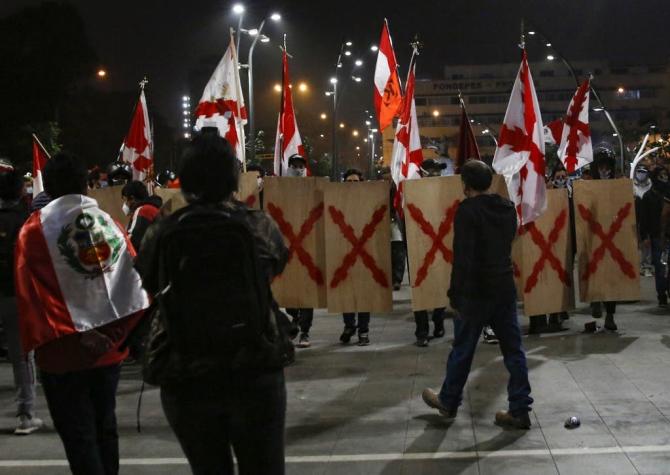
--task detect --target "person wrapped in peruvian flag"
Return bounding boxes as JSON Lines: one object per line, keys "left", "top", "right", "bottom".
{"left": 14, "top": 152, "right": 149, "bottom": 474}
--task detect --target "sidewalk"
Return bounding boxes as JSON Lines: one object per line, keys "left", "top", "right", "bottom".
{"left": 1, "top": 276, "right": 669, "bottom": 474}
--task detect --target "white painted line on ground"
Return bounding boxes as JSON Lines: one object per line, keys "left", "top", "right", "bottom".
{"left": 1, "top": 444, "right": 670, "bottom": 467}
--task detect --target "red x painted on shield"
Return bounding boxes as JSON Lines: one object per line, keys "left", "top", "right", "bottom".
{"left": 328, "top": 204, "right": 389, "bottom": 289}
{"left": 406, "top": 200, "right": 459, "bottom": 287}
{"left": 522, "top": 209, "right": 570, "bottom": 294}
{"left": 243, "top": 194, "right": 257, "bottom": 207}
{"left": 266, "top": 202, "right": 324, "bottom": 285}
{"left": 577, "top": 202, "right": 636, "bottom": 281}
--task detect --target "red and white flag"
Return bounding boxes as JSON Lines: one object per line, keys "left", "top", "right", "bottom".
{"left": 557, "top": 79, "right": 592, "bottom": 173}
{"left": 195, "top": 34, "right": 247, "bottom": 163}
{"left": 15, "top": 195, "right": 149, "bottom": 352}
{"left": 543, "top": 118, "right": 564, "bottom": 145}
{"left": 122, "top": 89, "right": 153, "bottom": 182}
{"left": 373, "top": 19, "right": 403, "bottom": 132}
{"left": 32, "top": 134, "right": 49, "bottom": 197}
{"left": 274, "top": 49, "right": 307, "bottom": 176}
{"left": 390, "top": 53, "right": 423, "bottom": 214}
{"left": 493, "top": 49, "right": 546, "bottom": 226}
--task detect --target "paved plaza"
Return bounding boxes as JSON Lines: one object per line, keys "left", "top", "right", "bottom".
{"left": 2, "top": 276, "right": 670, "bottom": 474}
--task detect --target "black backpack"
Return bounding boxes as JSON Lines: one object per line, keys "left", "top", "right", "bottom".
{"left": 0, "top": 203, "right": 29, "bottom": 296}
{"left": 156, "top": 205, "right": 281, "bottom": 369}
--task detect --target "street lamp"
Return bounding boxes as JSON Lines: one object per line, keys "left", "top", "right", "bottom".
{"left": 97, "top": 69, "right": 107, "bottom": 78}
{"left": 242, "top": 11, "right": 282, "bottom": 161}
{"left": 320, "top": 113, "right": 327, "bottom": 120}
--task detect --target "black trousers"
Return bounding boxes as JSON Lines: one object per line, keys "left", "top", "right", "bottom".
{"left": 391, "top": 241, "right": 406, "bottom": 285}
{"left": 343, "top": 313, "right": 371, "bottom": 334}
{"left": 161, "top": 369, "right": 286, "bottom": 475}
{"left": 285, "top": 308, "right": 314, "bottom": 334}
{"left": 41, "top": 364, "right": 121, "bottom": 475}
{"left": 414, "top": 308, "right": 446, "bottom": 338}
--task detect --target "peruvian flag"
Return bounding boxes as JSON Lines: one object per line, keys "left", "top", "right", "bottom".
{"left": 122, "top": 89, "right": 153, "bottom": 182}
{"left": 493, "top": 49, "right": 546, "bottom": 226}
{"left": 373, "top": 19, "right": 403, "bottom": 132}
{"left": 15, "top": 195, "right": 150, "bottom": 352}
{"left": 195, "top": 34, "right": 247, "bottom": 163}
{"left": 557, "top": 79, "right": 592, "bottom": 173}
{"left": 32, "top": 134, "right": 50, "bottom": 197}
{"left": 274, "top": 49, "right": 307, "bottom": 176}
{"left": 390, "top": 53, "right": 423, "bottom": 214}
{"left": 455, "top": 102, "right": 481, "bottom": 173}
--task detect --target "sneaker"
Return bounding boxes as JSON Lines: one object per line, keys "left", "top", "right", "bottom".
{"left": 416, "top": 337, "right": 429, "bottom": 347}
{"left": 340, "top": 327, "right": 356, "bottom": 344}
{"left": 495, "top": 410, "right": 531, "bottom": 430}
{"left": 433, "top": 325, "right": 445, "bottom": 339}
{"left": 482, "top": 326, "right": 498, "bottom": 344}
{"left": 357, "top": 333, "right": 370, "bottom": 346}
{"left": 659, "top": 293, "right": 668, "bottom": 308}
{"left": 296, "top": 333, "right": 311, "bottom": 348}
{"left": 14, "top": 415, "right": 43, "bottom": 436}
{"left": 604, "top": 315, "right": 618, "bottom": 332}
{"left": 421, "top": 389, "right": 457, "bottom": 419}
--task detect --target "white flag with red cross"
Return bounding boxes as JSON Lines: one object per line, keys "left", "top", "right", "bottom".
{"left": 194, "top": 34, "right": 247, "bottom": 163}
{"left": 390, "top": 53, "right": 423, "bottom": 215}
{"left": 122, "top": 90, "right": 153, "bottom": 182}
{"left": 493, "top": 49, "right": 546, "bottom": 226}
{"left": 557, "top": 79, "right": 592, "bottom": 173}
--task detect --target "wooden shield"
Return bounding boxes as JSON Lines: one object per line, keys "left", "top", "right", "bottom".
{"left": 154, "top": 188, "right": 187, "bottom": 216}
{"left": 325, "top": 181, "right": 392, "bottom": 313}
{"left": 264, "top": 177, "right": 327, "bottom": 308}
{"left": 89, "top": 186, "right": 127, "bottom": 227}
{"left": 404, "top": 176, "right": 461, "bottom": 311}
{"left": 236, "top": 172, "right": 261, "bottom": 209}
{"left": 518, "top": 188, "right": 574, "bottom": 316}
{"left": 573, "top": 179, "right": 640, "bottom": 302}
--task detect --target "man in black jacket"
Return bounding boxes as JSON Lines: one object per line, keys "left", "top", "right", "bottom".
{"left": 640, "top": 166, "right": 669, "bottom": 307}
{"left": 422, "top": 160, "right": 533, "bottom": 429}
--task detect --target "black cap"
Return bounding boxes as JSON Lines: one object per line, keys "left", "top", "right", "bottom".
{"left": 288, "top": 154, "right": 306, "bottom": 167}
{"left": 420, "top": 159, "right": 447, "bottom": 172}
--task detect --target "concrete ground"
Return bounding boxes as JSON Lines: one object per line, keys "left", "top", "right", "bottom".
{"left": 2, "top": 276, "right": 670, "bottom": 474}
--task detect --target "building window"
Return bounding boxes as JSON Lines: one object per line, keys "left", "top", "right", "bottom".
{"left": 620, "top": 89, "right": 641, "bottom": 100}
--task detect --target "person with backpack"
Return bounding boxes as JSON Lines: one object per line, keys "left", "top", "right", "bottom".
{"left": 136, "top": 130, "right": 290, "bottom": 475}
{"left": 121, "top": 180, "right": 162, "bottom": 251}
{"left": 0, "top": 162, "right": 43, "bottom": 435}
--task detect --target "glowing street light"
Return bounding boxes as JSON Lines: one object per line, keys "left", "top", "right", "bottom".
{"left": 344, "top": 50, "right": 352, "bottom": 56}
{"left": 248, "top": 28, "right": 259, "bottom": 36}
{"left": 370, "top": 45, "right": 378, "bottom": 52}
{"left": 320, "top": 113, "right": 327, "bottom": 120}
{"left": 232, "top": 4, "right": 245, "bottom": 14}
{"left": 352, "top": 130, "right": 359, "bottom": 137}
{"left": 330, "top": 77, "right": 338, "bottom": 84}
{"left": 273, "top": 83, "right": 281, "bottom": 92}
{"left": 546, "top": 54, "right": 555, "bottom": 61}
{"left": 270, "top": 12, "right": 281, "bottom": 21}
{"left": 298, "top": 82, "right": 308, "bottom": 92}
{"left": 432, "top": 110, "right": 440, "bottom": 117}
{"left": 528, "top": 30, "right": 536, "bottom": 35}
{"left": 339, "top": 122, "right": 345, "bottom": 129}
{"left": 97, "top": 69, "right": 107, "bottom": 78}
{"left": 355, "top": 59, "right": 363, "bottom": 67}
{"left": 345, "top": 41, "right": 353, "bottom": 47}
{"left": 617, "top": 86, "right": 625, "bottom": 94}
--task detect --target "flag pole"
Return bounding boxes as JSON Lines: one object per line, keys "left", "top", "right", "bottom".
{"left": 278, "top": 34, "right": 288, "bottom": 177}
{"left": 230, "top": 27, "right": 247, "bottom": 172}
{"left": 31, "top": 133, "right": 51, "bottom": 159}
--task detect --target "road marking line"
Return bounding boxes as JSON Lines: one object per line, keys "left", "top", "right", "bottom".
{"left": 1, "top": 444, "right": 670, "bottom": 467}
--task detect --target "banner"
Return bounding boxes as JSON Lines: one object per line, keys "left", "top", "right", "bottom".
{"left": 518, "top": 188, "right": 574, "bottom": 316}
{"left": 264, "top": 177, "right": 327, "bottom": 308}
{"left": 324, "top": 181, "right": 392, "bottom": 313}
{"left": 573, "top": 179, "right": 640, "bottom": 302}
{"left": 236, "top": 172, "right": 261, "bottom": 209}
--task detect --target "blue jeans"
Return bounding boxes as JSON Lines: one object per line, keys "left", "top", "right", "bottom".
{"left": 439, "top": 294, "right": 533, "bottom": 415}
{"left": 651, "top": 238, "right": 668, "bottom": 295}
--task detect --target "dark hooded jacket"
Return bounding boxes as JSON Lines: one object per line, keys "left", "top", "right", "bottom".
{"left": 448, "top": 193, "right": 517, "bottom": 320}
{"left": 127, "top": 195, "right": 163, "bottom": 252}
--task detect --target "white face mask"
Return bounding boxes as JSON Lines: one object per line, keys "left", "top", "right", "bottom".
{"left": 257, "top": 177, "right": 264, "bottom": 188}
{"left": 635, "top": 172, "right": 649, "bottom": 183}
{"left": 122, "top": 203, "right": 131, "bottom": 216}
{"left": 287, "top": 167, "right": 306, "bottom": 177}
{"left": 26, "top": 187, "right": 33, "bottom": 195}
{"left": 552, "top": 177, "right": 567, "bottom": 188}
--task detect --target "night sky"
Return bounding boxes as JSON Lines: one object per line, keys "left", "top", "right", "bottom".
{"left": 3, "top": 0, "right": 669, "bottom": 139}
